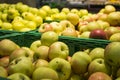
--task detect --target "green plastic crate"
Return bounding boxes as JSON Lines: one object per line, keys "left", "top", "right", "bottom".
{"left": 0, "top": 32, "right": 111, "bottom": 56}
{"left": 0, "top": 33, "right": 24, "bottom": 47}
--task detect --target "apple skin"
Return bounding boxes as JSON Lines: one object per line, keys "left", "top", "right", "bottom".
{"left": 88, "top": 72, "right": 112, "bottom": 80}
{"left": 104, "top": 42, "right": 120, "bottom": 67}
{"left": 89, "top": 47, "right": 105, "bottom": 60}
{"left": 8, "top": 56, "right": 34, "bottom": 77}
{"left": 109, "top": 33, "right": 120, "bottom": 42}
{"left": 0, "top": 39, "right": 20, "bottom": 57}
{"left": 41, "top": 31, "right": 58, "bottom": 47}
{"left": 61, "top": 27, "right": 78, "bottom": 37}
{"left": 49, "top": 58, "right": 71, "bottom": 80}
{"left": 30, "top": 40, "right": 41, "bottom": 52}
{"left": 32, "top": 67, "right": 59, "bottom": 80}
{"left": 33, "top": 59, "right": 49, "bottom": 69}
{"left": 89, "top": 29, "right": 108, "bottom": 40}
{"left": 66, "top": 12, "right": 79, "bottom": 26}
{"left": 33, "top": 45, "right": 49, "bottom": 61}
{"left": 48, "top": 41, "right": 69, "bottom": 60}
{"left": 71, "top": 51, "right": 91, "bottom": 74}
{"left": 0, "top": 66, "right": 8, "bottom": 77}
{"left": 8, "top": 73, "right": 31, "bottom": 80}
{"left": 9, "top": 48, "right": 34, "bottom": 62}
{"left": 88, "top": 58, "right": 111, "bottom": 76}
{"left": 0, "top": 56, "right": 9, "bottom": 68}
{"left": 38, "top": 23, "right": 53, "bottom": 33}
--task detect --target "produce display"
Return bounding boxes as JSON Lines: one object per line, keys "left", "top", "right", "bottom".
{"left": 37, "top": 4, "right": 120, "bottom": 41}
{"left": 0, "top": 31, "right": 120, "bottom": 80}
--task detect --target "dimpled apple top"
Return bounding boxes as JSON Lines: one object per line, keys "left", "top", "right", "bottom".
{"left": 104, "top": 42, "right": 120, "bottom": 67}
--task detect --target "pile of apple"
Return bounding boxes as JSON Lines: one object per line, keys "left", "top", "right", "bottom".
{"left": 0, "top": 2, "right": 44, "bottom": 32}
{"left": 1, "top": 31, "right": 120, "bottom": 80}
{"left": 38, "top": 4, "right": 120, "bottom": 42}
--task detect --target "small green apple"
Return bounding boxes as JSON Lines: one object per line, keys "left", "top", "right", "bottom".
{"left": 32, "top": 67, "right": 59, "bottom": 80}
{"left": 1, "top": 22, "right": 13, "bottom": 30}
{"left": 30, "top": 40, "right": 41, "bottom": 52}
{"left": 33, "top": 45, "right": 49, "bottom": 60}
{"left": 0, "top": 39, "right": 20, "bottom": 57}
{"left": 66, "top": 12, "right": 79, "bottom": 26}
{"left": 109, "top": 33, "right": 120, "bottom": 42}
{"left": 8, "top": 56, "right": 34, "bottom": 77}
{"left": 89, "top": 47, "right": 105, "bottom": 60}
{"left": 38, "top": 23, "right": 53, "bottom": 33}
{"left": 8, "top": 73, "right": 31, "bottom": 80}
{"left": 9, "top": 48, "right": 34, "bottom": 62}
{"left": 49, "top": 58, "right": 71, "bottom": 80}
{"left": 88, "top": 58, "right": 111, "bottom": 76}
{"left": 41, "top": 31, "right": 58, "bottom": 46}
{"left": 33, "top": 59, "right": 49, "bottom": 69}
{"left": 48, "top": 41, "right": 69, "bottom": 60}
{"left": 71, "top": 51, "right": 91, "bottom": 74}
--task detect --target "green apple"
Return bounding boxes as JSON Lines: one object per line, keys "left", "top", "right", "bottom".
{"left": 28, "top": 7, "right": 39, "bottom": 15}
{"left": 22, "top": 12, "right": 35, "bottom": 21}
{"left": 88, "top": 58, "right": 111, "bottom": 76}
{"left": 50, "top": 8, "right": 59, "bottom": 15}
{"left": 88, "top": 72, "right": 112, "bottom": 80}
{"left": 104, "top": 5, "right": 116, "bottom": 14}
{"left": 30, "top": 40, "right": 41, "bottom": 52}
{"left": 66, "top": 12, "right": 79, "bottom": 26}
{"left": 33, "top": 59, "right": 49, "bottom": 69}
{"left": 38, "top": 23, "right": 53, "bottom": 33}
{"left": 71, "top": 51, "right": 91, "bottom": 74}
{"left": 41, "top": 5, "right": 51, "bottom": 14}
{"left": 104, "top": 42, "right": 120, "bottom": 67}
{"left": 25, "top": 20, "right": 37, "bottom": 30}
{"left": 87, "top": 21, "right": 101, "bottom": 31}
{"left": 71, "top": 8, "right": 79, "bottom": 14}
{"left": 49, "top": 58, "right": 71, "bottom": 80}
{"left": 9, "top": 48, "right": 34, "bottom": 62}
{"left": 78, "top": 25, "right": 88, "bottom": 33}
{"left": 7, "top": 8, "right": 20, "bottom": 20}
{"left": 33, "top": 45, "right": 49, "bottom": 61}
{"left": 0, "top": 66, "right": 8, "bottom": 77}
{"left": 79, "top": 31, "right": 90, "bottom": 38}
{"left": 38, "top": 9, "right": 47, "bottom": 19}
{"left": 109, "top": 33, "right": 120, "bottom": 42}
{"left": 61, "top": 27, "right": 78, "bottom": 37}
{"left": 0, "top": 39, "right": 20, "bottom": 57}
{"left": 61, "top": 8, "right": 70, "bottom": 14}
{"left": 50, "top": 22, "right": 65, "bottom": 35}
{"left": 41, "top": 31, "right": 58, "bottom": 46}
{"left": 59, "top": 20, "right": 75, "bottom": 30}
{"left": 1, "top": 13, "right": 8, "bottom": 22}
{"left": 16, "top": 3, "right": 29, "bottom": 13}
{"left": 79, "top": 9, "right": 88, "bottom": 16}
{"left": 0, "top": 56, "right": 9, "bottom": 68}
{"left": 32, "top": 15, "right": 43, "bottom": 26}
{"left": 107, "top": 12, "right": 120, "bottom": 26}
{"left": 104, "top": 26, "right": 120, "bottom": 38}
{"left": 12, "top": 21, "right": 26, "bottom": 31}
{"left": 8, "top": 56, "right": 34, "bottom": 77}
{"left": 48, "top": 41, "right": 69, "bottom": 60}
{"left": 32, "top": 67, "right": 59, "bottom": 80}
{"left": 97, "top": 20, "right": 110, "bottom": 30}
{"left": 89, "top": 47, "right": 105, "bottom": 60}
{"left": 8, "top": 73, "right": 31, "bottom": 80}
{"left": 1, "top": 22, "right": 13, "bottom": 30}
